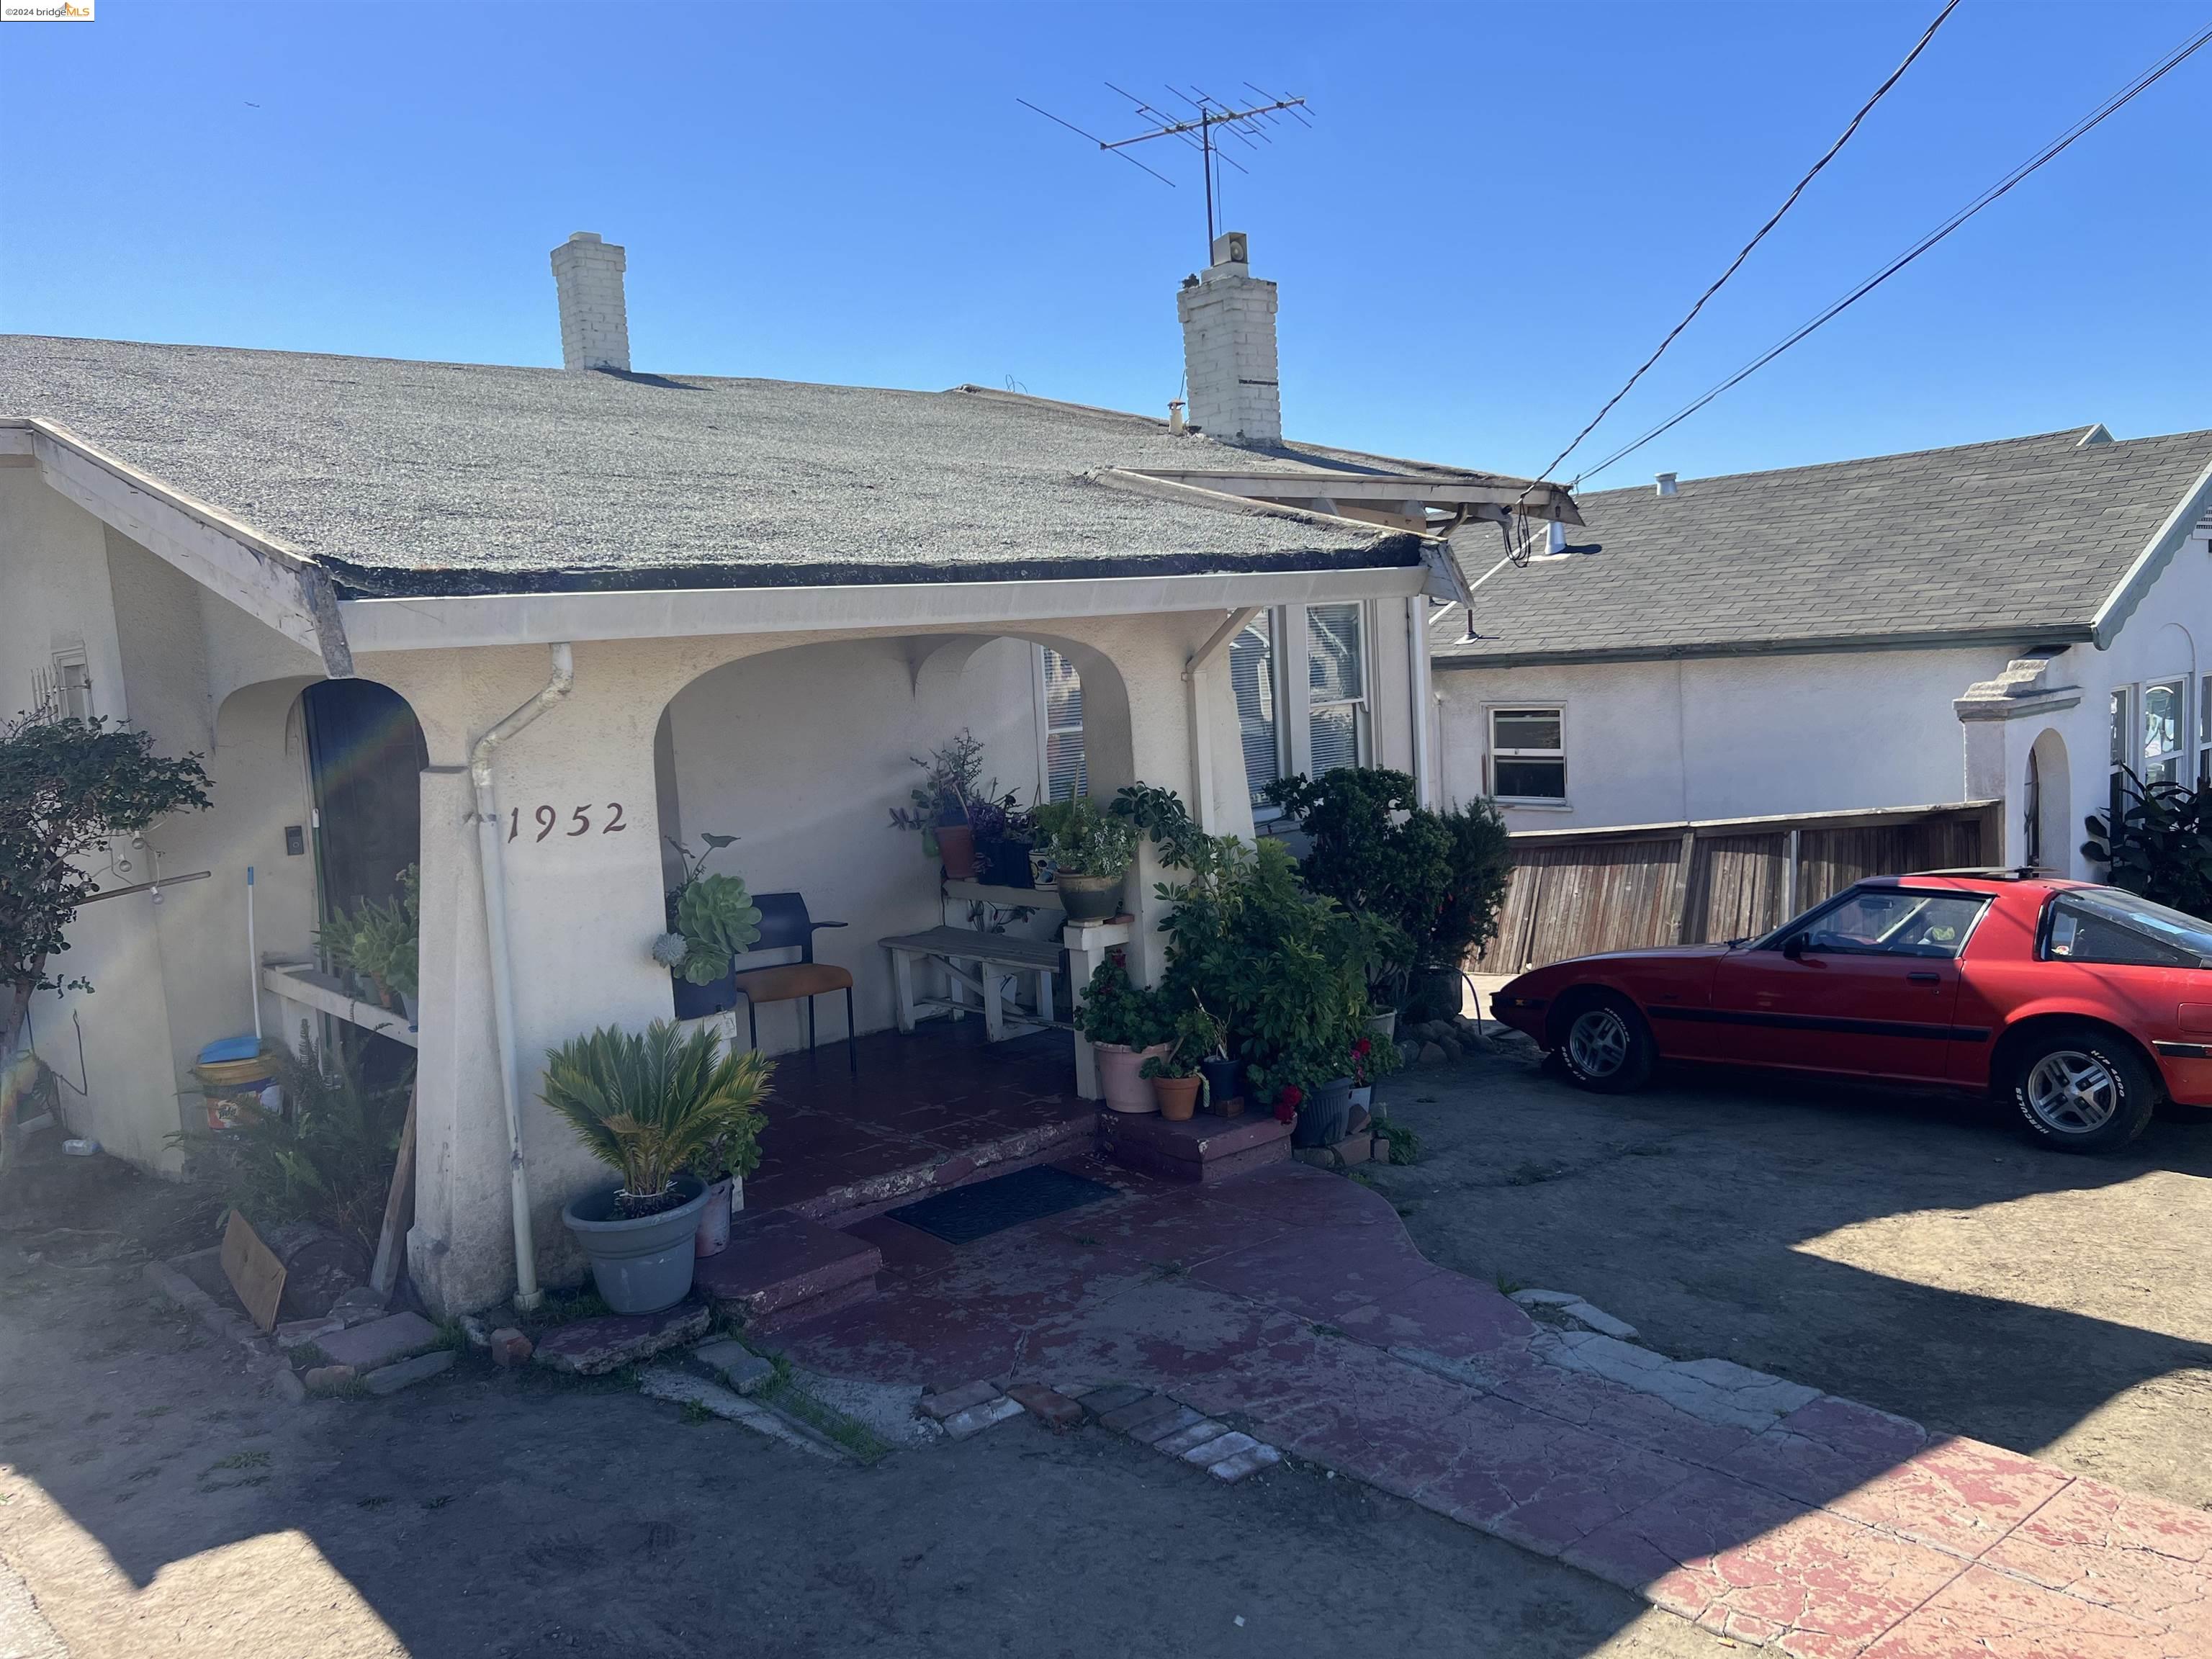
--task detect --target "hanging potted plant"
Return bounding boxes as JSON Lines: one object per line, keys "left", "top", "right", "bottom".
{"left": 1031, "top": 796, "right": 1139, "bottom": 923}
{"left": 544, "top": 1021, "right": 774, "bottom": 1313}
{"left": 889, "top": 732, "right": 1005, "bottom": 881}
{"left": 1074, "top": 956, "right": 1172, "bottom": 1113}
{"left": 655, "top": 833, "right": 761, "bottom": 1021}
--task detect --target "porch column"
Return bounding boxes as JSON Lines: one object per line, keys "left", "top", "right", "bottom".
{"left": 388, "top": 643, "right": 678, "bottom": 1316}
{"left": 406, "top": 764, "right": 514, "bottom": 1315}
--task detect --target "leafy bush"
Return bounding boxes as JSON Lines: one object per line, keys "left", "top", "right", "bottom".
{"left": 168, "top": 1025, "right": 408, "bottom": 1258}
{"left": 1033, "top": 796, "right": 1141, "bottom": 878}
{"left": 2084, "top": 770, "right": 2212, "bottom": 920}
{"left": 888, "top": 730, "right": 1014, "bottom": 833}
{"left": 1262, "top": 768, "right": 1511, "bottom": 1009}
{"left": 1, "top": 711, "right": 211, "bottom": 1064}
{"left": 541, "top": 1021, "right": 773, "bottom": 1214}
{"left": 1071, "top": 955, "right": 1172, "bottom": 1048}
{"left": 1157, "top": 838, "right": 1367, "bottom": 1102}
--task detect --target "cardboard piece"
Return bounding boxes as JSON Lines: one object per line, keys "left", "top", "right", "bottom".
{"left": 220, "top": 1209, "right": 287, "bottom": 1334}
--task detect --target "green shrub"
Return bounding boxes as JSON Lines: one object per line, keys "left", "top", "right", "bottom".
{"left": 2085, "top": 770, "right": 2212, "bottom": 920}
{"left": 1071, "top": 956, "right": 1172, "bottom": 1048}
{"left": 168, "top": 1025, "right": 409, "bottom": 1258}
{"left": 1033, "top": 796, "right": 1140, "bottom": 878}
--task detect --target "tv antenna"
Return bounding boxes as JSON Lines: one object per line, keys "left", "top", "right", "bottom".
{"left": 1018, "top": 82, "right": 1313, "bottom": 256}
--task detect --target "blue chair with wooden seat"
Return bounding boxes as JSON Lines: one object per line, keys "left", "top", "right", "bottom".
{"left": 732, "top": 892, "right": 855, "bottom": 1069}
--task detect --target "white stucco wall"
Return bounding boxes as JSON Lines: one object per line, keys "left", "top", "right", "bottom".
{"left": 1437, "top": 643, "right": 2014, "bottom": 831}
{"left": 1435, "top": 517, "right": 2212, "bottom": 889}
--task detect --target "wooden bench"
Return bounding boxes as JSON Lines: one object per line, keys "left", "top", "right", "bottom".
{"left": 878, "top": 927, "right": 1062, "bottom": 1043}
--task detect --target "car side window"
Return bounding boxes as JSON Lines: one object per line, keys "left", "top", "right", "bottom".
{"left": 2045, "top": 896, "right": 2202, "bottom": 968}
{"left": 1798, "top": 892, "right": 1989, "bottom": 959}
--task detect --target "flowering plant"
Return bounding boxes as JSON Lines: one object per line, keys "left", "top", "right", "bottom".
{"left": 1273, "top": 1084, "right": 1303, "bottom": 1126}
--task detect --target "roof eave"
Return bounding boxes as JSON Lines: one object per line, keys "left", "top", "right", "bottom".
{"left": 1431, "top": 621, "right": 2097, "bottom": 671}
{"left": 2090, "top": 453, "right": 2212, "bottom": 647}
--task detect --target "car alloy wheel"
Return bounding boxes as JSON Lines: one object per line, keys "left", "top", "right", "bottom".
{"left": 1567, "top": 1007, "right": 1631, "bottom": 1079}
{"left": 2023, "top": 1048, "right": 2121, "bottom": 1136}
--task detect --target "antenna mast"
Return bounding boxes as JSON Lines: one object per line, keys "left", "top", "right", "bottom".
{"left": 1018, "top": 82, "right": 1313, "bottom": 256}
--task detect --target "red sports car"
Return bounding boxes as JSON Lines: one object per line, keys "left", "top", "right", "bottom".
{"left": 1490, "top": 872, "right": 2212, "bottom": 1154}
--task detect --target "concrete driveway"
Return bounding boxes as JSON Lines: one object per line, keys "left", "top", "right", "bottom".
{"left": 1370, "top": 1039, "right": 2212, "bottom": 1511}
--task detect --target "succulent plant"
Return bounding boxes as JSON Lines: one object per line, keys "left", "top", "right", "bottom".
{"left": 650, "top": 932, "right": 691, "bottom": 968}
{"left": 673, "top": 873, "right": 762, "bottom": 984}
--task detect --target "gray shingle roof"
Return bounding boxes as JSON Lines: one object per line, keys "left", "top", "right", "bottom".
{"left": 1434, "top": 426, "right": 2212, "bottom": 665}
{"left": 0, "top": 335, "right": 1430, "bottom": 599}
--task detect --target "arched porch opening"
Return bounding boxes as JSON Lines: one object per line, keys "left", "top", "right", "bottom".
{"left": 647, "top": 629, "right": 1138, "bottom": 1218}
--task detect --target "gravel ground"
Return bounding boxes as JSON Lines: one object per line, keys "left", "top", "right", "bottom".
{"left": 1369, "top": 1040, "right": 2212, "bottom": 1511}
{"left": 0, "top": 1143, "right": 1730, "bottom": 1659}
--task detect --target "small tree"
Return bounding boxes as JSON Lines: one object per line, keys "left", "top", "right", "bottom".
{"left": 1, "top": 712, "right": 212, "bottom": 1071}
{"left": 2084, "top": 769, "right": 2212, "bottom": 920}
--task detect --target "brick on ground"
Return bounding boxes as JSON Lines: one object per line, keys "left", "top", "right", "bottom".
{"left": 920, "top": 1380, "right": 1000, "bottom": 1421}
{"left": 1153, "top": 1417, "right": 1231, "bottom": 1458}
{"left": 941, "top": 1395, "right": 1025, "bottom": 1439}
{"left": 1128, "top": 1404, "right": 1207, "bottom": 1447}
{"left": 1078, "top": 1383, "right": 1150, "bottom": 1420}
{"left": 316, "top": 1312, "right": 439, "bottom": 1372}
{"left": 1098, "top": 1394, "right": 1179, "bottom": 1437}
{"left": 363, "top": 1349, "right": 454, "bottom": 1395}
{"left": 1005, "top": 1382, "right": 1084, "bottom": 1430}
{"left": 693, "top": 1339, "right": 773, "bottom": 1396}
{"left": 1208, "top": 1442, "right": 1282, "bottom": 1483}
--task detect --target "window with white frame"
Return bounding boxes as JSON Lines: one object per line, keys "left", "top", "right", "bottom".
{"left": 2109, "top": 685, "right": 2134, "bottom": 823}
{"left": 1490, "top": 707, "right": 1566, "bottom": 801}
{"left": 1305, "top": 603, "right": 1370, "bottom": 776}
{"left": 1035, "top": 647, "right": 1087, "bottom": 801}
{"left": 1231, "top": 611, "right": 1282, "bottom": 811}
{"left": 2200, "top": 679, "right": 2212, "bottom": 786}
{"left": 2144, "top": 678, "right": 2186, "bottom": 785}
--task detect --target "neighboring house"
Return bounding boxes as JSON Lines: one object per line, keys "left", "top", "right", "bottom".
{"left": 0, "top": 231, "right": 1575, "bottom": 1314}
{"left": 1430, "top": 426, "right": 2212, "bottom": 961}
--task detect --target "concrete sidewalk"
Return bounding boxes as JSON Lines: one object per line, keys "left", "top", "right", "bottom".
{"left": 774, "top": 1156, "right": 2211, "bottom": 1658}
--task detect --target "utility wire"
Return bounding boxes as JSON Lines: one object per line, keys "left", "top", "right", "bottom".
{"left": 1572, "top": 20, "right": 2212, "bottom": 489}
{"left": 1528, "top": 0, "right": 1960, "bottom": 487}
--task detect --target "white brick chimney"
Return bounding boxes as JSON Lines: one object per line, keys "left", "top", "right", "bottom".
{"left": 1176, "top": 230, "right": 1280, "bottom": 445}
{"left": 549, "top": 231, "right": 629, "bottom": 372}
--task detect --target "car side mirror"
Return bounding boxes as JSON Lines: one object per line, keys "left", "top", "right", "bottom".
{"left": 1781, "top": 932, "right": 1808, "bottom": 961}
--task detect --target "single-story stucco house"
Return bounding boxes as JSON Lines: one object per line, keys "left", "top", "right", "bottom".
{"left": 0, "top": 231, "right": 1578, "bottom": 1316}
{"left": 1431, "top": 426, "right": 2212, "bottom": 965}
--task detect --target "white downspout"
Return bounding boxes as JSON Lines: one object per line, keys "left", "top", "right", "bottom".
{"left": 469, "top": 643, "right": 575, "bottom": 1313}
{"left": 1408, "top": 598, "right": 1435, "bottom": 809}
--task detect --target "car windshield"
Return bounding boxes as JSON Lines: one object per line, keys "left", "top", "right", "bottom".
{"left": 2046, "top": 886, "right": 2212, "bottom": 968}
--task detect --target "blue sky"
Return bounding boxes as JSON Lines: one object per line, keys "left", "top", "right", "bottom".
{"left": 2, "top": 1, "right": 2206, "bottom": 485}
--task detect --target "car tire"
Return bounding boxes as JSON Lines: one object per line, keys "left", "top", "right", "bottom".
{"left": 2008, "top": 1025, "right": 2157, "bottom": 1154}
{"left": 1555, "top": 993, "right": 1655, "bottom": 1094}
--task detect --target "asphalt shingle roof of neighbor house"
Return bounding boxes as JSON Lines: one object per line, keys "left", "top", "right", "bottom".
{"left": 0, "top": 334, "right": 1473, "bottom": 599}
{"left": 1434, "top": 424, "right": 2212, "bottom": 666}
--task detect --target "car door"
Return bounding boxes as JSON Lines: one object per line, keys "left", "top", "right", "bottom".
{"left": 1707, "top": 888, "right": 1990, "bottom": 1081}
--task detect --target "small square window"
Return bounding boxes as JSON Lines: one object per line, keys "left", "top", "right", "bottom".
{"left": 1491, "top": 706, "right": 1565, "bottom": 801}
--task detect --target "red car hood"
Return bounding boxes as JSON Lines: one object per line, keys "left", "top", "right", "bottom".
{"left": 1501, "top": 943, "right": 1735, "bottom": 994}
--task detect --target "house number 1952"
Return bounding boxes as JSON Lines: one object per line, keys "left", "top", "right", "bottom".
{"left": 508, "top": 803, "right": 626, "bottom": 842}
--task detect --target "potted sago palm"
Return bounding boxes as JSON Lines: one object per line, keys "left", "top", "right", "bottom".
{"left": 544, "top": 1020, "right": 774, "bottom": 1313}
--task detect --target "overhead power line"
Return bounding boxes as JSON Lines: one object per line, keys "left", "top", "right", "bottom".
{"left": 1529, "top": 0, "right": 1961, "bottom": 488}
{"left": 1572, "top": 19, "right": 2212, "bottom": 488}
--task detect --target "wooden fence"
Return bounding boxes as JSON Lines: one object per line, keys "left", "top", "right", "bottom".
{"left": 1473, "top": 801, "right": 2002, "bottom": 974}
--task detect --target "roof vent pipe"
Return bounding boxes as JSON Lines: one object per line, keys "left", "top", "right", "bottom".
{"left": 1655, "top": 472, "right": 1679, "bottom": 498}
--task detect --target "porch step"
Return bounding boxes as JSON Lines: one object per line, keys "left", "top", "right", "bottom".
{"left": 1095, "top": 1109, "right": 1292, "bottom": 1184}
{"left": 694, "top": 1210, "right": 881, "bottom": 1329}
{"left": 786, "top": 1112, "right": 1096, "bottom": 1229}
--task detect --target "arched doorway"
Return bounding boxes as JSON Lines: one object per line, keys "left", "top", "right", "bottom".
{"left": 2026, "top": 728, "right": 2069, "bottom": 876}
{"left": 301, "top": 679, "right": 428, "bottom": 922}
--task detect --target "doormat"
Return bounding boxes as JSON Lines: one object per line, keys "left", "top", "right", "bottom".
{"left": 886, "top": 1164, "right": 1117, "bottom": 1246}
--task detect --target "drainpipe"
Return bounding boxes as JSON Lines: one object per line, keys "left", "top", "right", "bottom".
{"left": 469, "top": 643, "right": 575, "bottom": 1313}
{"left": 1408, "top": 599, "right": 1435, "bottom": 809}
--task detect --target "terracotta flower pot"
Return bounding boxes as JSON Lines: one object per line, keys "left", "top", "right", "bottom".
{"left": 937, "top": 823, "right": 978, "bottom": 880}
{"left": 1095, "top": 1042, "right": 1172, "bottom": 1113}
{"left": 1151, "top": 1074, "right": 1202, "bottom": 1121}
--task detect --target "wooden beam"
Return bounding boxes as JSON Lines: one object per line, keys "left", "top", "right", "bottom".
{"left": 369, "top": 1082, "right": 418, "bottom": 1300}
{"left": 26, "top": 421, "right": 354, "bottom": 678}
{"left": 1129, "top": 469, "right": 1584, "bottom": 523}
{"left": 1184, "top": 605, "right": 1262, "bottom": 680}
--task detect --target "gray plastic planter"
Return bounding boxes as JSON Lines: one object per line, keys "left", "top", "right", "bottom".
{"left": 561, "top": 1175, "right": 710, "bottom": 1313}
